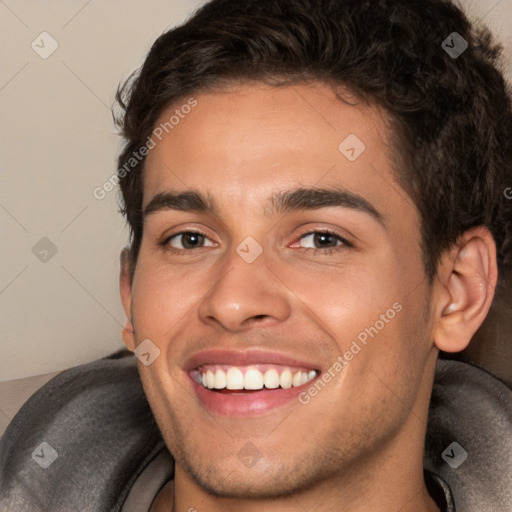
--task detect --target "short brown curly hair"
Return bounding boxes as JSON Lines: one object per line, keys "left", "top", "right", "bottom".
{"left": 114, "top": 0, "right": 512, "bottom": 291}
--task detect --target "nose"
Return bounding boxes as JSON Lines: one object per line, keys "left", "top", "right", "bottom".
{"left": 197, "top": 249, "right": 292, "bottom": 332}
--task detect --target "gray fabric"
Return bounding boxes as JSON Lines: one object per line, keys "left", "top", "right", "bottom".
{"left": 0, "top": 355, "right": 166, "bottom": 511}
{"left": 0, "top": 354, "right": 509, "bottom": 511}
{"left": 121, "top": 450, "right": 174, "bottom": 512}
{"left": 424, "top": 359, "right": 512, "bottom": 511}
{"left": 425, "top": 470, "right": 455, "bottom": 512}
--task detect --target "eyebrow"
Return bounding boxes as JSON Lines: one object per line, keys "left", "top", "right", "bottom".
{"left": 144, "top": 191, "right": 217, "bottom": 216}
{"left": 268, "top": 187, "right": 384, "bottom": 224}
{"left": 144, "top": 187, "right": 384, "bottom": 225}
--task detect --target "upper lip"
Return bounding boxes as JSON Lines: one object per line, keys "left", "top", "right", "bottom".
{"left": 184, "top": 348, "right": 320, "bottom": 372}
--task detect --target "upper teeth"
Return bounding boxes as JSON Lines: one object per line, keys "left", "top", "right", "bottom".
{"left": 197, "top": 366, "right": 317, "bottom": 390}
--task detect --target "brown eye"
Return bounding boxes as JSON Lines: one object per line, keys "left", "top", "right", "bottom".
{"left": 298, "top": 232, "right": 346, "bottom": 250}
{"left": 165, "top": 231, "right": 214, "bottom": 250}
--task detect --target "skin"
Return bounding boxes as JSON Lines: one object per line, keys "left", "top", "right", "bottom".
{"left": 120, "top": 82, "right": 497, "bottom": 512}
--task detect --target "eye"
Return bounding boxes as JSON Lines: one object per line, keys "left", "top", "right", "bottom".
{"left": 163, "top": 231, "right": 215, "bottom": 251}
{"left": 296, "top": 230, "right": 351, "bottom": 253}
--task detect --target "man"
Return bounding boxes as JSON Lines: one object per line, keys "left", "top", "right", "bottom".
{"left": 1, "top": 0, "right": 511, "bottom": 510}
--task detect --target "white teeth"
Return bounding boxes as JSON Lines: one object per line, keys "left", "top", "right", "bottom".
{"left": 214, "top": 369, "right": 226, "bottom": 389}
{"left": 263, "top": 369, "right": 280, "bottom": 389}
{"left": 292, "top": 371, "right": 303, "bottom": 387}
{"left": 280, "top": 369, "right": 293, "bottom": 389}
{"left": 206, "top": 370, "right": 215, "bottom": 389}
{"left": 226, "top": 367, "right": 244, "bottom": 390}
{"left": 198, "top": 366, "right": 317, "bottom": 390}
{"left": 244, "top": 368, "right": 264, "bottom": 390}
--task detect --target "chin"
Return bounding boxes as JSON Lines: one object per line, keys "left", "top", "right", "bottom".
{"left": 182, "top": 455, "right": 331, "bottom": 500}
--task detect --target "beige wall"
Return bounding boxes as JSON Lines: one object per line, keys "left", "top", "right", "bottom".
{"left": 0, "top": 0, "right": 207, "bottom": 381}
{"left": 0, "top": 0, "right": 511, "bottom": 382}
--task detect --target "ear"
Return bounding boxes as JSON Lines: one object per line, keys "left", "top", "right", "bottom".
{"left": 432, "top": 226, "right": 498, "bottom": 353}
{"left": 120, "top": 247, "right": 136, "bottom": 351}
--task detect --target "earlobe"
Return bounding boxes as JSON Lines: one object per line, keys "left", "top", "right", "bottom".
{"left": 122, "top": 321, "right": 135, "bottom": 351}
{"left": 433, "top": 227, "right": 497, "bottom": 353}
{"left": 119, "top": 247, "right": 136, "bottom": 351}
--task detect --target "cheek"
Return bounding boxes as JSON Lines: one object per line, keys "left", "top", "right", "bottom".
{"left": 130, "top": 255, "right": 206, "bottom": 340}
{"left": 271, "top": 253, "right": 405, "bottom": 337}
{"left": 287, "top": 258, "right": 427, "bottom": 389}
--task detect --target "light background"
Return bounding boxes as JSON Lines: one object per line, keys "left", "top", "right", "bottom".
{"left": 0, "top": 0, "right": 511, "bottom": 382}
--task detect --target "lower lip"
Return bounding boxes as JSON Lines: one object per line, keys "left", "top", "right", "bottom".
{"left": 190, "top": 376, "right": 315, "bottom": 417}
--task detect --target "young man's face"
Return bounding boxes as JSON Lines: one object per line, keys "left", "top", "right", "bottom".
{"left": 121, "top": 83, "right": 440, "bottom": 500}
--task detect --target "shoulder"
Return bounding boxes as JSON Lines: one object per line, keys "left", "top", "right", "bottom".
{"left": 0, "top": 351, "right": 166, "bottom": 512}
{"left": 425, "top": 359, "right": 512, "bottom": 511}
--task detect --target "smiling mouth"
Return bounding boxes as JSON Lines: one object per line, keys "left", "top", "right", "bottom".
{"left": 191, "top": 364, "right": 319, "bottom": 392}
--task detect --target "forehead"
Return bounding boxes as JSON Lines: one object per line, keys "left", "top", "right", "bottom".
{"left": 142, "top": 82, "right": 409, "bottom": 218}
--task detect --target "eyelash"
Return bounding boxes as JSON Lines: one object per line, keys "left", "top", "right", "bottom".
{"left": 160, "top": 229, "right": 352, "bottom": 256}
